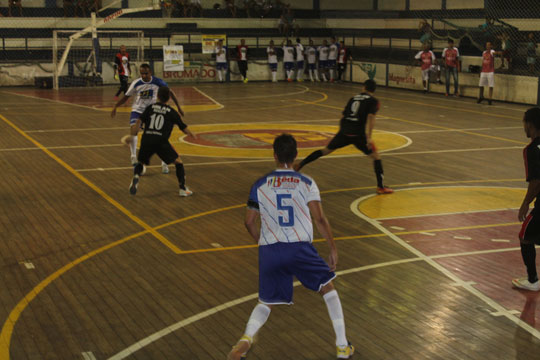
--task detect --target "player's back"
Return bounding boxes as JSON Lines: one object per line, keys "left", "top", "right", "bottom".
{"left": 249, "top": 169, "right": 320, "bottom": 246}
{"left": 340, "top": 93, "right": 379, "bottom": 135}
{"left": 140, "top": 102, "right": 186, "bottom": 142}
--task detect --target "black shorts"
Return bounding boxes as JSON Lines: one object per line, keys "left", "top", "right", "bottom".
{"left": 137, "top": 139, "right": 178, "bottom": 165}
{"left": 520, "top": 208, "right": 540, "bottom": 244}
{"left": 327, "top": 131, "right": 373, "bottom": 155}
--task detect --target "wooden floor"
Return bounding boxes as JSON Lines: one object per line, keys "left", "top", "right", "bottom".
{"left": 1, "top": 81, "right": 540, "bottom": 360}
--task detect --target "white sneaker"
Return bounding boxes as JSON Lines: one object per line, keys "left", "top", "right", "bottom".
{"left": 140, "top": 164, "right": 146, "bottom": 176}
{"left": 129, "top": 175, "right": 139, "bottom": 195}
{"left": 130, "top": 155, "right": 137, "bottom": 165}
{"left": 179, "top": 187, "right": 193, "bottom": 197}
{"left": 161, "top": 163, "right": 169, "bottom": 174}
{"left": 512, "top": 277, "right": 540, "bottom": 291}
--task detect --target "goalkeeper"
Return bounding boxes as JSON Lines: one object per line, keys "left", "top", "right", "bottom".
{"left": 114, "top": 45, "right": 132, "bottom": 99}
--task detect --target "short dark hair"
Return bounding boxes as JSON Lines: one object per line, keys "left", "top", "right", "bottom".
{"left": 158, "top": 86, "right": 170, "bottom": 102}
{"left": 273, "top": 134, "right": 298, "bottom": 164}
{"left": 364, "top": 79, "right": 376, "bottom": 92}
{"left": 524, "top": 107, "right": 540, "bottom": 130}
{"left": 448, "top": 38, "right": 454, "bottom": 43}
{"left": 140, "top": 63, "right": 152, "bottom": 72}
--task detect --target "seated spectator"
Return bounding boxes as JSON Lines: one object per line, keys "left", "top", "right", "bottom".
{"left": 8, "top": 0, "right": 23, "bottom": 17}
{"left": 284, "top": 8, "right": 298, "bottom": 37}
{"left": 175, "top": 0, "right": 189, "bottom": 17}
{"left": 190, "top": 0, "right": 202, "bottom": 17}
{"left": 527, "top": 32, "right": 537, "bottom": 73}
{"left": 498, "top": 32, "right": 514, "bottom": 71}
{"left": 224, "top": 0, "right": 236, "bottom": 17}
{"left": 278, "top": 14, "right": 288, "bottom": 36}
{"left": 161, "top": 0, "right": 174, "bottom": 17}
{"left": 418, "top": 19, "right": 432, "bottom": 46}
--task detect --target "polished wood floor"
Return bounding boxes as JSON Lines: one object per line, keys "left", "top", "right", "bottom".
{"left": 1, "top": 81, "right": 539, "bottom": 360}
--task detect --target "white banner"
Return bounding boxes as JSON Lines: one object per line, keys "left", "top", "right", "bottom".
{"left": 163, "top": 45, "right": 184, "bottom": 72}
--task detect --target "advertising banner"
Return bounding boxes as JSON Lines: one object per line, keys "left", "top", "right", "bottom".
{"left": 163, "top": 45, "right": 184, "bottom": 72}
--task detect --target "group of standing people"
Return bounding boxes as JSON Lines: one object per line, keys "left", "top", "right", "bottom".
{"left": 213, "top": 37, "right": 351, "bottom": 83}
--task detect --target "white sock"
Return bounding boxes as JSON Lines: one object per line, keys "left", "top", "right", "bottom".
{"left": 297, "top": 71, "right": 302, "bottom": 80}
{"left": 272, "top": 71, "right": 277, "bottom": 81}
{"left": 309, "top": 69, "right": 314, "bottom": 81}
{"left": 244, "top": 303, "right": 271, "bottom": 338}
{"left": 130, "top": 135, "right": 138, "bottom": 157}
{"left": 161, "top": 161, "right": 167, "bottom": 167}
{"left": 322, "top": 73, "right": 327, "bottom": 81}
{"left": 315, "top": 71, "right": 320, "bottom": 81}
{"left": 217, "top": 69, "right": 223, "bottom": 82}
{"left": 323, "top": 290, "right": 347, "bottom": 347}
{"left": 330, "top": 69, "right": 334, "bottom": 80}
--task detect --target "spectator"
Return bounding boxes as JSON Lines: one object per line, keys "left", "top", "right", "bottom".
{"left": 480, "top": 17, "right": 495, "bottom": 43}
{"left": 224, "top": 0, "right": 236, "bottom": 17}
{"left": 243, "top": 0, "right": 255, "bottom": 17}
{"left": 175, "top": 0, "right": 189, "bottom": 17}
{"left": 337, "top": 40, "right": 351, "bottom": 82}
{"left": 237, "top": 39, "right": 249, "bottom": 83}
{"left": 527, "top": 33, "right": 537, "bottom": 73}
{"left": 75, "top": 0, "right": 88, "bottom": 17}
{"left": 161, "top": 0, "right": 174, "bottom": 17}
{"left": 8, "top": 0, "right": 23, "bottom": 17}
{"left": 189, "top": 0, "right": 202, "bottom": 17}
{"left": 278, "top": 14, "right": 287, "bottom": 36}
{"left": 442, "top": 38, "right": 460, "bottom": 96}
{"left": 418, "top": 19, "right": 432, "bottom": 46}
{"left": 284, "top": 8, "right": 299, "bottom": 37}
{"left": 477, "top": 41, "right": 503, "bottom": 105}
{"left": 498, "top": 32, "right": 513, "bottom": 71}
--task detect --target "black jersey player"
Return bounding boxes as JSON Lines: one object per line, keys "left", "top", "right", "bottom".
{"left": 127, "top": 86, "right": 196, "bottom": 197}
{"left": 513, "top": 107, "right": 540, "bottom": 291}
{"left": 294, "top": 79, "right": 392, "bottom": 194}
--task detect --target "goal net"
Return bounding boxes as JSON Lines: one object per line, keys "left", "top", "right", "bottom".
{"left": 53, "top": 30, "right": 144, "bottom": 89}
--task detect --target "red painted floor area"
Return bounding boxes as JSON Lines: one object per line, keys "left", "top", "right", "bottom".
{"left": 381, "top": 210, "right": 540, "bottom": 328}
{"left": 9, "top": 85, "right": 214, "bottom": 109}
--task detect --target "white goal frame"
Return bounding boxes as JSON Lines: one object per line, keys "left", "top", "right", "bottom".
{"left": 53, "top": 0, "right": 159, "bottom": 89}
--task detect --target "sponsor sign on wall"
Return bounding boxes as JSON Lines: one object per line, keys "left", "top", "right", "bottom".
{"left": 202, "top": 34, "right": 227, "bottom": 54}
{"left": 387, "top": 64, "right": 423, "bottom": 90}
{"left": 163, "top": 45, "right": 184, "bottom": 72}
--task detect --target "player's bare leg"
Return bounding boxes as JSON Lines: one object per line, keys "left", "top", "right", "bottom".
{"left": 369, "top": 146, "right": 393, "bottom": 195}
{"left": 488, "top": 87, "right": 494, "bottom": 105}
{"left": 129, "top": 161, "right": 146, "bottom": 195}
{"left": 294, "top": 147, "right": 333, "bottom": 171}
{"left": 477, "top": 86, "right": 484, "bottom": 104}
{"left": 228, "top": 303, "right": 272, "bottom": 360}
{"left": 320, "top": 282, "right": 354, "bottom": 359}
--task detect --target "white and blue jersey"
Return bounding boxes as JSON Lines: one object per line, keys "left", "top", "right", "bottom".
{"left": 126, "top": 76, "right": 168, "bottom": 124}
{"left": 248, "top": 169, "right": 320, "bottom": 246}
{"left": 215, "top": 45, "right": 228, "bottom": 70}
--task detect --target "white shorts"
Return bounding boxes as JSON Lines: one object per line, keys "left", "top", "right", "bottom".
{"left": 421, "top": 65, "right": 438, "bottom": 81}
{"left": 479, "top": 72, "right": 495, "bottom": 87}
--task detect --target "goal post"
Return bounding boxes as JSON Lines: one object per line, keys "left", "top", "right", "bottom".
{"left": 53, "top": 0, "right": 159, "bottom": 89}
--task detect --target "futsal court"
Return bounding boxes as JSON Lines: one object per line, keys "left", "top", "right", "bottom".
{"left": 1, "top": 82, "right": 539, "bottom": 359}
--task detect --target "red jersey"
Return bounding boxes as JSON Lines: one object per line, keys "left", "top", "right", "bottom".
{"left": 338, "top": 47, "right": 348, "bottom": 64}
{"left": 237, "top": 45, "right": 248, "bottom": 61}
{"left": 482, "top": 50, "right": 495, "bottom": 73}
{"left": 114, "top": 52, "right": 130, "bottom": 76}
{"left": 415, "top": 50, "right": 435, "bottom": 70}
{"left": 442, "top": 47, "right": 459, "bottom": 68}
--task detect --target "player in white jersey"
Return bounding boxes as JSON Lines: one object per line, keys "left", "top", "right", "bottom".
{"left": 328, "top": 37, "right": 339, "bottom": 82}
{"left": 295, "top": 38, "right": 305, "bottom": 82}
{"left": 111, "top": 64, "right": 184, "bottom": 173}
{"left": 306, "top": 39, "right": 319, "bottom": 82}
{"left": 215, "top": 39, "right": 228, "bottom": 83}
{"left": 267, "top": 40, "right": 278, "bottom": 82}
{"left": 282, "top": 39, "right": 296, "bottom": 82}
{"left": 317, "top": 39, "right": 329, "bottom": 82}
{"left": 228, "top": 134, "right": 354, "bottom": 360}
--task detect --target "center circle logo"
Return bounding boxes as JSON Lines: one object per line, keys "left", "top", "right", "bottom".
{"left": 169, "top": 123, "right": 411, "bottom": 158}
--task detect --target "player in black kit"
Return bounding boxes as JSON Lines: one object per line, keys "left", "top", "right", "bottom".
{"left": 127, "top": 86, "right": 196, "bottom": 197}
{"left": 513, "top": 107, "right": 540, "bottom": 291}
{"left": 294, "top": 80, "right": 393, "bottom": 194}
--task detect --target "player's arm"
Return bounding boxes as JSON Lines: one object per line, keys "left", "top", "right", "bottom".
{"left": 244, "top": 208, "right": 260, "bottom": 242}
{"left": 130, "top": 118, "right": 142, "bottom": 136}
{"left": 181, "top": 126, "right": 196, "bottom": 139}
{"left": 111, "top": 95, "right": 130, "bottom": 118}
{"left": 170, "top": 91, "right": 185, "bottom": 117}
{"left": 519, "top": 179, "right": 540, "bottom": 221}
{"left": 113, "top": 56, "right": 119, "bottom": 77}
{"left": 308, "top": 200, "right": 337, "bottom": 271}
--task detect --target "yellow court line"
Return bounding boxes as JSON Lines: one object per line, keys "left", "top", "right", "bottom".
{"left": 305, "top": 101, "right": 527, "bottom": 145}
{"left": 0, "top": 114, "right": 183, "bottom": 253}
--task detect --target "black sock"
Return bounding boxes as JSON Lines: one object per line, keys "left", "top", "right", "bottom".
{"left": 521, "top": 243, "right": 538, "bottom": 283}
{"left": 175, "top": 163, "right": 186, "bottom": 190}
{"left": 374, "top": 159, "right": 384, "bottom": 188}
{"left": 134, "top": 162, "right": 143, "bottom": 176}
{"left": 299, "top": 150, "right": 324, "bottom": 169}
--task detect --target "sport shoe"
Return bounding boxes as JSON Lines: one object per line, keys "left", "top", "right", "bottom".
{"left": 179, "top": 187, "right": 193, "bottom": 197}
{"left": 512, "top": 277, "right": 540, "bottom": 291}
{"left": 129, "top": 175, "right": 139, "bottom": 195}
{"left": 377, "top": 187, "right": 394, "bottom": 195}
{"left": 161, "top": 163, "right": 169, "bottom": 174}
{"left": 488, "top": 99, "right": 492, "bottom": 105}
{"left": 243, "top": 78, "right": 249, "bottom": 83}
{"left": 227, "top": 335, "right": 252, "bottom": 360}
{"left": 337, "top": 342, "right": 354, "bottom": 359}
{"left": 477, "top": 97, "right": 483, "bottom": 104}
{"left": 130, "top": 155, "right": 137, "bottom": 165}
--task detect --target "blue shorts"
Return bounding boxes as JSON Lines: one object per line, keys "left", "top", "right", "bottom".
{"left": 296, "top": 61, "right": 304, "bottom": 70}
{"left": 319, "top": 60, "right": 327, "bottom": 69}
{"left": 129, "top": 111, "right": 142, "bottom": 126}
{"left": 269, "top": 63, "right": 278, "bottom": 71}
{"left": 308, "top": 63, "right": 316, "bottom": 70}
{"left": 216, "top": 62, "right": 228, "bottom": 70}
{"left": 258, "top": 242, "right": 336, "bottom": 305}
{"left": 284, "top": 62, "right": 295, "bottom": 71}
{"left": 327, "top": 60, "right": 337, "bottom": 67}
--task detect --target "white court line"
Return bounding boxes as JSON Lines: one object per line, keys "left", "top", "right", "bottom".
{"left": 73, "top": 145, "right": 522, "bottom": 172}
{"left": 396, "top": 126, "right": 522, "bottom": 134}
{"left": 1, "top": 90, "right": 103, "bottom": 112}
{"left": 376, "top": 207, "right": 520, "bottom": 221}
{"left": 196, "top": 84, "right": 310, "bottom": 100}
{"left": 25, "top": 126, "right": 127, "bottom": 133}
{"left": 107, "top": 241, "right": 535, "bottom": 360}
{"left": 350, "top": 192, "right": 540, "bottom": 341}
{"left": 0, "top": 143, "right": 122, "bottom": 152}
{"left": 191, "top": 86, "right": 224, "bottom": 110}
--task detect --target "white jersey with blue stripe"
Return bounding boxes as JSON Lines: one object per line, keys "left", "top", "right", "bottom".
{"left": 125, "top": 76, "right": 168, "bottom": 113}
{"left": 248, "top": 169, "right": 320, "bottom": 246}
